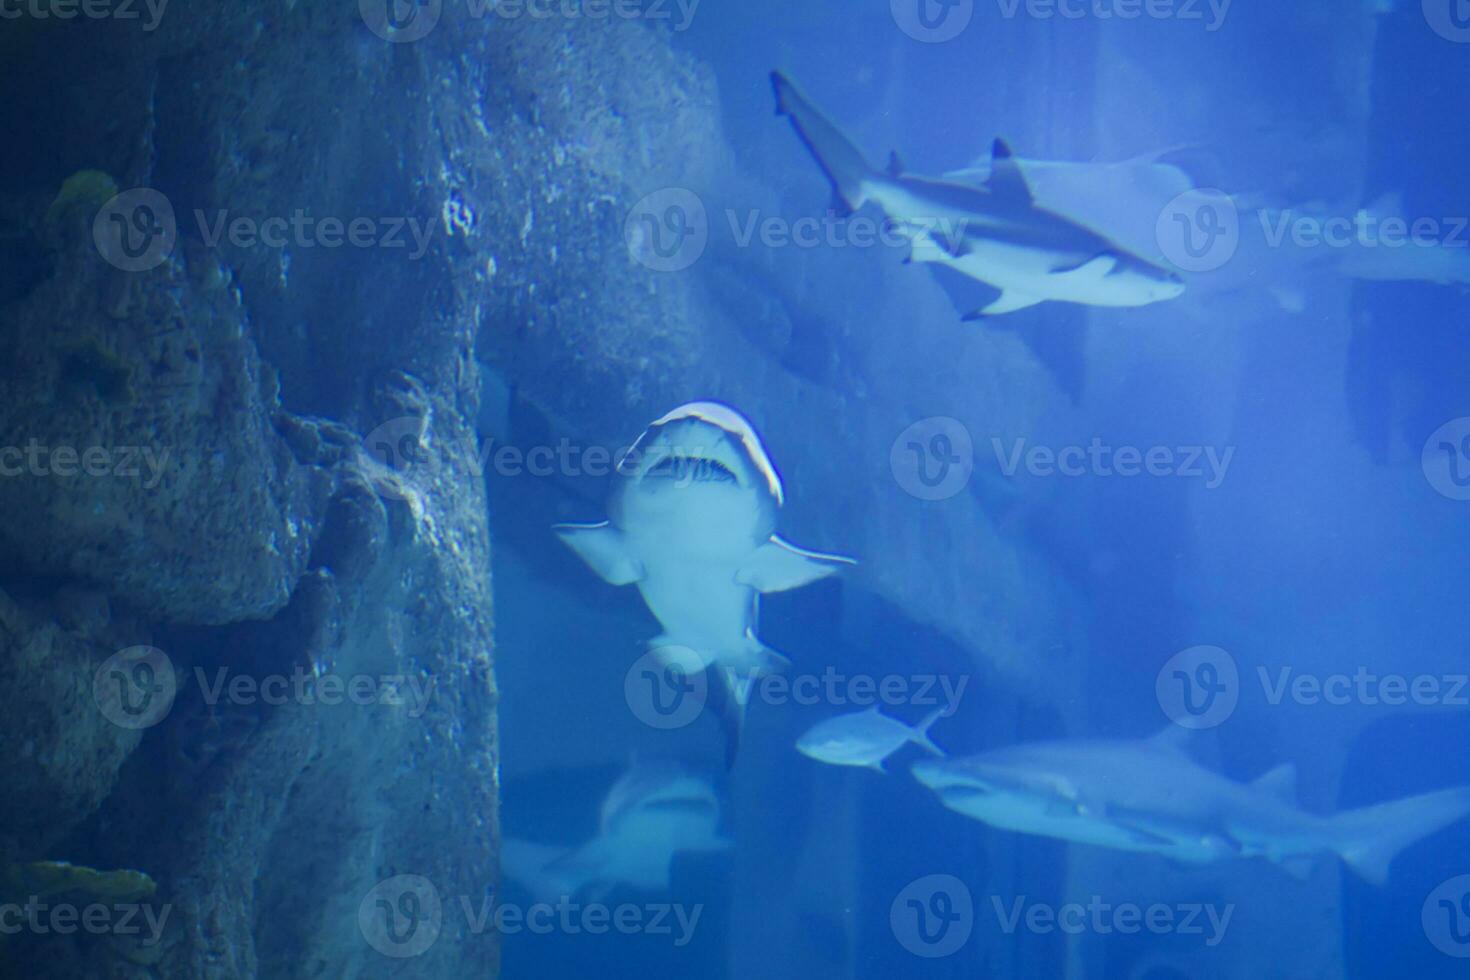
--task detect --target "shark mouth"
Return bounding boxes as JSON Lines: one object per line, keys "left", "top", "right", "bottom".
{"left": 643, "top": 452, "right": 739, "bottom": 486}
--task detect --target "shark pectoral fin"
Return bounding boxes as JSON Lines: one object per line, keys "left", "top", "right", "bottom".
{"left": 554, "top": 522, "right": 644, "bottom": 586}
{"left": 987, "top": 138, "right": 1035, "bottom": 204}
{"left": 1250, "top": 763, "right": 1299, "bottom": 805}
{"left": 966, "top": 291, "right": 1043, "bottom": 319}
{"left": 1052, "top": 254, "right": 1117, "bottom": 280}
{"left": 735, "top": 536, "right": 856, "bottom": 593}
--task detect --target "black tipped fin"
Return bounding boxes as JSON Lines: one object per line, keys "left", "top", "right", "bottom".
{"left": 988, "top": 138, "right": 1034, "bottom": 203}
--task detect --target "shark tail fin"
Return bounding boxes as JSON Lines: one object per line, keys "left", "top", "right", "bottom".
{"left": 910, "top": 706, "right": 950, "bottom": 758}
{"left": 771, "top": 70, "right": 874, "bottom": 215}
{"left": 706, "top": 633, "right": 793, "bottom": 771}
{"left": 1329, "top": 787, "right": 1470, "bottom": 885}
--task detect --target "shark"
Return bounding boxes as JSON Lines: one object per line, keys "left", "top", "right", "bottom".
{"left": 770, "top": 71, "right": 1186, "bottom": 318}
{"left": 502, "top": 761, "right": 732, "bottom": 902}
{"left": 797, "top": 706, "right": 948, "bottom": 773}
{"left": 555, "top": 402, "right": 854, "bottom": 765}
{"left": 911, "top": 726, "right": 1470, "bottom": 884}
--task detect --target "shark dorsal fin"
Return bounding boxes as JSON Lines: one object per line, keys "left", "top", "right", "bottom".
{"left": 886, "top": 150, "right": 906, "bottom": 177}
{"left": 1147, "top": 724, "right": 1194, "bottom": 756}
{"left": 1251, "top": 763, "right": 1298, "bottom": 804}
{"left": 988, "top": 138, "right": 1033, "bottom": 203}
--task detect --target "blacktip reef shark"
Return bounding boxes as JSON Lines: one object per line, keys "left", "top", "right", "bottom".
{"left": 771, "top": 71, "right": 1186, "bottom": 317}
{"left": 502, "top": 761, "right": 731, "bottom": 907}
{"left": 555, "top": 402, "right": 854, "bottom": 765}
{"left": 912, "top": 726, "right": 1470, "bottom": 884}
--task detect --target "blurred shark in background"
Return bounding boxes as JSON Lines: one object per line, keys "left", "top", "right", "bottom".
{"left": 501, "top": 761, "right": 732, "bottom": 903}
{"left": 556, "top": 402, "right": 854, "bottom": 765}
{"left": 912, "top": 726, "right": 1470, "bottom": 884}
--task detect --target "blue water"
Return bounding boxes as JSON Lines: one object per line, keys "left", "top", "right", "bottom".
{"left": 493, "top": 3, "right": 1470, "bottom": 978}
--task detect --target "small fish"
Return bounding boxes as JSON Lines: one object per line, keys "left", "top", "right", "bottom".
{"left": 797, "top": 706, "right": 948, "bottom": 773}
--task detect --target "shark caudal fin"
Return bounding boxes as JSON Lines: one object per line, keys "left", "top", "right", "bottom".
{"left": 700, "top": 633, "right": 794, "bottom": 770}
{"left": 772, "top": 71, "right": 876, "bottom": 216}
{"left": 1330, "top": 787, "right": 1470, "bottom": 885}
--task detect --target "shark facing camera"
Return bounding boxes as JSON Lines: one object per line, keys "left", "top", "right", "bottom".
{"left": 556, "top": 401, "right": 855, "bottom": 767}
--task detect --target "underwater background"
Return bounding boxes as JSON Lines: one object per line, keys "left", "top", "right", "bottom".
{"left": 1, "top": 1, "right": 1468, "bottom": 978}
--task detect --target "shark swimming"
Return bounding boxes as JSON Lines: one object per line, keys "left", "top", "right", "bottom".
{"left": 770, "top": 71, "right": 1186, "bottom": 317}
{"left": 556, "top": 402, "right": 854, "bottom": 765}
{"left": 501, "top": 761, "right": 732, "bottom": 902}
{"left": 911, "top": 726, "right": 1470, "bottom": 884}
